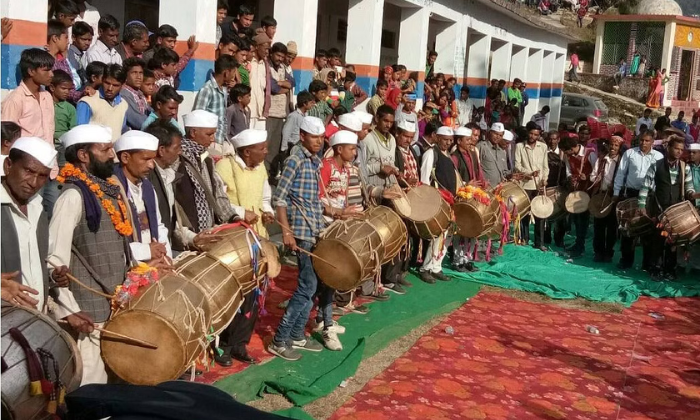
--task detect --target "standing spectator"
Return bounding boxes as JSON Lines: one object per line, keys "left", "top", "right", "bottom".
{"left": 637, "top": 55, "right": 647, "bottom": 77}
{"left": 520, "top": 83, "right": 529, "bottom": 120}
{"left": 577, "top": 0, "right": 589, "bottom": 28}
{"left": 312, "top": 49, "right": 327, "bottom": 80}
{"left": 226, "top": 84, "right": 252, "bottom": 139}
{"left": 192, "top": 55, "right": 239, "bottom": 152}
{"left": 141, "top": 68, "right": 157, "bottom": 104}
{"left": 142, "top": 25, "right": 199, "bottom": 87}
{"left": 142, "top": 86, "right": 184, "bottom": 134}
{"left": 84, "top": 14, "right": 122, "bottom": 66}
{"left": 216, "top": 33, "right": 238, "bottom": 59}
{"left": 221, "top": 4, "right": 255, "bottom": 41}
{"left": 282, "top": 90, "right": 315, "bottom": 153}
{"left": 120, "top": 58, "right": 150, "bottom": 130}
{"left": 569, "top": 52, "right": 580, "bottom": 82}
{"left": 260, "top": 16, "right": 277, "bottom": 40}
{"left": 635, "top": 108, "right": 653, "bottom": 135}
{"left": 266, "top": 42, "right": 293, "bottom": 167}
{"left": 507, "top": 79, "right": 523, "bottom": 108}
{"left": 395, "top": 94, "right": 419, "bottom": 144}
{"left": 654, "top": 107, "right": 672, "bottom": 132}
{"left": 613, "top": 57, "right": 627, "bottom": 87}
{"left": 426, "top": 50, "right": 437, "bottom": 79}
{"left": 150, "top": 48, "right": 180, "bottom": 88}
{"left": 46, "top": 20, "right": 83, "bottom": 104}
{"left": 234, "top": 37, "right": 252, "bottom": 86}
{"left": 52, "top": 0, "right": 79, "bottom": 28}
{"left": 216, "top": 0, "right": 228, "bottom": 46}
{"left": 83, "top": 61, "right": 106, "bottom": 94}
{"left": 690, "top": 113, "right": 700, "bottom": 143}
{"left": 49, "top": 70, "right": 77, "bottom": 169}
{"left": 456, "top": 86, "right": 474, "bottom": 127}
{"left": 367, "top": 79, "right": 388, "bottom": 116}
{"left": 68, "top": 21, "right": 93, "bottom": 88}
{"left": 115, "top": 21, "right": 150, "bottom": 61}
{"left": 531, "top": 106, "right": 550, "bottom": 131}
{"left": 249, "top": 33, "right": 271, "bottom": 130}
{"left": 671, "top": 111, "right": 689, "bottom": 134}
{"left": 285, "top": 41, "right": 298, "bottom": 110}
{"left": 76, "top": 64, "right": 128, "bottom": 141}
{"left": 71, "top": 0, "right": 100, "bottom": 46}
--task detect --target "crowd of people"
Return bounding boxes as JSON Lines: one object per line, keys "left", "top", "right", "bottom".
{"left": 1, "top": 0, "right": 699, "bottom": 392}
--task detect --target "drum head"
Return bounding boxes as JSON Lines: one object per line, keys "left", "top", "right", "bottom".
{"left": 102, "top": 310, "right": 187, "bottom": 385}
{"left": 565, "top": 191, "right": 590, "bottom": 214}
{"left": 589, "top": 193, "right": 614, "bottom": 219}
{"left": 312, "top": 239, "right": 365, "bottom": 292}
{"left": 261, "top": 240, "right": 281, "bottom": 278}
{"left": 405, "top": 186, "right": 443, "bottom": 222}
{"left": 454, "top": 201, "right": 487, "bottom": 238}
{"left": 531, "top": 196, "right": 555, "bottom": 219}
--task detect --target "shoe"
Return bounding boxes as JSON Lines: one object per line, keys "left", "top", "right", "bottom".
{"left": 332, "top": 307, "right": 344, "bottom": 317}
{"left": 365, "top": 292, "right": 390, "bottom": 302}
{"left": 384, "top": 283, "right": 406, "bottom": 295}
{"left": 214, "top": 353, "right": 233, "bottom": 367}
{"left": 453, "top": 264, "right": 468, "bottom": 273}
{"left": 268, "top": 341, "right": 302, "bottom": 361}
{"left": 291, "top": 337, "right": 324, "bottom": 352}
{"left": 432, "top": 271, "right": 451, "bottom": 282}
{"left": 593, "top": 253, "right": 605, "bottom": 262}
{"left": 464, "top": 262, "right": 479, "bottom": 273}
{"left": 617, "top": 261, "right": 633, "bottom": 270}
{"left": 663, "top": 271, "right": 678, "bottom": 281}
{"left": 231, "top": 351, "right": 258, "bottom": 365}
{"left": 322, "top": 330, "right": 343, "bottom": 351}
{"left": 396, "top": 275, "right": 413, "bottom": 287}
{"left": 347, "top": 303, "right": 370, "bottom": 314}
{"left": 535, "top": 245, "right": 548, "bottom": 252}
{"left": 313, "top": 320, "right": 346, "bottom": 334}
{"left": 420, "top": 271, "right": 436, "bottom": 284}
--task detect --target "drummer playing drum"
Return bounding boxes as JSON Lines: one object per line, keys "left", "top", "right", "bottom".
{"left": 560, "top": 136, "right": 597, "bottom": 258}
{"left": 589, "top": 137, "right": 621, "bottom": 262}
{"left": 514, "top": 122, "right": 549, "bottom": 251}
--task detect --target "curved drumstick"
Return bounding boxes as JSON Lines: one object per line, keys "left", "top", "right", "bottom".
{"left": 276, "top": 223, "right": 339, "bottom": 269}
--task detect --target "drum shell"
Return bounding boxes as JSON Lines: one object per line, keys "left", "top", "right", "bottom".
{"left": 588, "top": 192, "right": 615, "bottom": 219}
{"left": 174, "top": 253, "right": 244, "bottom": 336}
{"left": 616, "top": 198, "right": 654, "bottom": 237}
{"left": 1, "top": 303, "right": 82, "bottom": 420}
{"left": 497, "top": 182, "right": 531, "bottom": 219}
{"left": 546, "top": 187, "right": 568, "bottom": 221}
{"left": 313, "top": 219, "right": 384, "bottom": 292}
{"left": 102, "top": 275, "right": 211, "bottom": 385}
{"left": 393, "top": 185, "right": 451, "bottom": 240}
{"left": 481, "top": 203, "right": 505, "bottom": 240}
{"left": 454, "top": 192, "right": 499, "bottom": 238}
{"left": 364, "top": 206, "right": 408, "bottom": 264}
{"left": 198, "top": 226, "right": 267, "bottom": 294}
{"left": 659, "top": 201, "right": 700, "bottom": 245}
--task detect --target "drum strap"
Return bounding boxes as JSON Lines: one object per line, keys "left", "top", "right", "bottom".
{"left": 70, "top": 245, "right": 117, "bottom": 295}
{"left": 9, "top": 327, "right": 44, "bottom": 396}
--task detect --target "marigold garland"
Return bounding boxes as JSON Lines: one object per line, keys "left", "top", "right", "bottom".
{"left": 457, "top": 185, "right": 491, "bottom": 206}
{"left": 58, "top": 163, "right": 133, "bottom": 237}
{"left": 112, "top": 263, "right": 160, "bottom": 310}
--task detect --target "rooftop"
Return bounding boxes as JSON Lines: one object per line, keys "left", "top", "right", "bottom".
{"left": 593, "top": 14, "right": 700, "bottom": 27}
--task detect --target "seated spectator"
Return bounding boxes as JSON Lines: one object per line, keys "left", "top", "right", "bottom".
{"left": 307, "top": 80, "right": 333, "bottom": 125}
{"left": 538, "top": 0, "right": 552, "bottom": 15}
{"left": 121, "top": 57, "right": 150, "bottom": 130}
{"left": 76, "top": 63, "right": 128, "bottom": 141}
{"left": 142, "top": 85, "right": 185, "bottom": 135}
{"left": 343, "top": 72, "right": 367, "bottom": 110}
{"left": 142, "top": 24, "right": 199, "bottom": 87}
{"left": 149, "top": 47, "right": 180, "bottom": 88}
{"left": 312, "top": 49, "right": 328, "bottom": 80}
{"left": 367, "top": 79, "right": 388, "bottom": 116}
{"left": 115, "top": 21, "right": 150, "bottom": 61}
{"left": 83, "top": 61, "right": 105, "bottom": 96}
{"left": 84, "top": 14, "right": 122, "bottom": 65}
{"left": 68, "top": 21, "right": 93, "bottom": 87}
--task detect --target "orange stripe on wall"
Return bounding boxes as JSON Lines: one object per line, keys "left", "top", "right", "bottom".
{"left": 353, "top": 64, "right": 380, "bottom": 78}
{"left": 292, "top": 57, "right": 315, "bottom": 71}
{"left": 1, "top": 20, "right": 46, "bottom": 46}
{"left": 540, "top": 82, "right": 553, "bottom": 89}
{"left": 466, "top": 77, "right": 489, "bottom": 85}
{"left": 526, "top": 82, "right": 542, "bottom": 89}
{"left": 174, "top": 41, "right": 216, "bottom": 61}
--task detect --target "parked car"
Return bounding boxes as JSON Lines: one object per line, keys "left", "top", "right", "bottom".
{"left": 560, "top": 93, "right": 609, "bottom": 129}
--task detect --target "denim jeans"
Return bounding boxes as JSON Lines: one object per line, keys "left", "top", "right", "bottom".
{"left": 41, "top": 179, "right": 61, "bottom": 220}
{"left": 571, "top": 211, "right": 590, "bottom": 252}
{"left": 315, "top": 282, "right": 335, "bottom": 326}
{"left": 273, "top": 240, "right": 318, "bottom": 346}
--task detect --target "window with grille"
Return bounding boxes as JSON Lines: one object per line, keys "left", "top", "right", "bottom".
{"left": 602, "top": 22, "right": 632, "bottom": 65}
{"left": 635, "top": 22, "right": 666, "bottom": 70}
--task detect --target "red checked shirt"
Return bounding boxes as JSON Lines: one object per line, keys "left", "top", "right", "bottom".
{"left": 399, "top": 146, "right": 419, "bottom": 181}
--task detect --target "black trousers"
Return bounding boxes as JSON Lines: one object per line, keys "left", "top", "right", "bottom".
{"left": 570, "top": 211, "right": 591, "bottom": 252}
{"left": 220, "top": 291, "right": 258, "bottom": 356}
{"left": 544, "top": 217, "right": 567, "bottom": 246}
{"left": 593, "top": 210, "right": 618, "bottom": 257}
{"left": 381, "top": 250, "right": 409, "bottom": 285}
{"left": 651, "top": 230, "right": 678, "bottom": 273}
{"left": 521, "top": 190, "right": 545, "bottom": 247}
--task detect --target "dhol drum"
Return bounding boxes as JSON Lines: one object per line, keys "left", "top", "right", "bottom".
{"left": 546, "top": 187, "right": 568, "bottom": 221}
{"left": 313, "top": 218, "right": 385, "bottom": 292}
{"left": 102, "top": 275, "right": 211, "bottom": 385}
{"left": 589, "top": 191, "right": 615, "bottom": 219}
{"left": 391, "top": 185, "right": 452, "bottom": 240}
{"left": 454, "top": 191, "right": 500, "bottom": 238}
{"left": 495, "top": 182, "right": 531, "bottom": 220}
{"left": 364, "top": 206, "right": 408, "bottom": 264}
{"left": 565, "top": 191, "right": 590, "bottom": 214}
{"left": 658, "top": 201, "right": 700, "bottom": 245}
{"left": 530, "top": 195, "right": 554, "bottom": 219}
{"left": 1, "top": 303, "right": 82, "bottom": 420}
{"left": 481, "top": 202, "right": 505, "bottom": 240}
{"left": 616, "top": 198, "right": 654, "bottom": 238}
{"left": 198, "top": 225, "right": 271, "bottom": 295}
{"left": 174, "top": 253, "right": 244, "bottom": 336}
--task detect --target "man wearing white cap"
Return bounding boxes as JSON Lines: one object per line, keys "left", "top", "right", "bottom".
{"left": 48, "top": 124, "right": 131, "bottom": 385}
{"left": 323, "top": 113, "right": 362, "bottom": 159}
{"left": 173, "top": 110, "right": 242, "bottom": 252}
{"left": 269, "top": 116, "right": 327, "bottom": 361}
{"left": 113, "top": 130, "right": 172, "bottom": 263}
{"left": 419, "top": 125, "right": 458, "bottom": 284}
{"left": 451, "top": 126, "right": 482, "bottom": 273}
{"left": 478, "top": 122, "right": 511, "bottom": 188}
{"left": 395, "top": 93, "right": 419, "bottom": 144}
{"left": 1, "top": 137, "right": 63, "bottom": 311}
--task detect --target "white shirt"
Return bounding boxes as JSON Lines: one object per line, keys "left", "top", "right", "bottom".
{"left": 565, "top": 145, "right": 597, "bottom": 178}
{"left": 420, "top": 148, "right": 437, "bottom": 186}
{"left": 126, "top": 178, "right": 172, "bottom": 262}
{"left": 1, "top": 185, "right": 46, "bottom": 310}
{"left": 613, "top": 147, "right": 664, "bottom": 196}
{"left": 456, "top": 99, "right": 474, "bottom": 126}
{"left": 227, "top": 155, "right": 274, "bottom": 217}
{"left": 71, "top": 3, "right": 100, "bottom": 47}
{"left": 635, "top": 116, "right": 653, "bottom": 135}
{"left": 590, "top": 155, "right": 619, "bottom": 191}
{"left": 0, "top": 155, "right": 6, "bottom": 176}
{"left": 83, "top": 40, "right": 123, "bottom": 67}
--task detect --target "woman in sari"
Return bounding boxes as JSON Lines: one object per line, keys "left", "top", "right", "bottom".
{"left": 646, "top": 68, "right": 662, "bottom": 108}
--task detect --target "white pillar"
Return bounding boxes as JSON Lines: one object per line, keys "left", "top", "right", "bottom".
{"left": 397, "top": 6, "right": 430, "bottom": 102}
{"left": 466, "top": 31, "right": 491, "bottom": 106}
{"left": 525, "top": 48, "right": 544, "bottom": 121}
{"left": 434, "top": 21, "right": 461, "bottom": 77}
{"left": 490, "top": 41, "right": 512, "bottom": 82}
{"left": 550, "top": 53, "right": 567, "bottom": 129}
{"left": 346, "top": 0, "right": 385, "bottom": 95}
{"left": 660, "top": 21, "right": 676, "bottom": 107}
{"left": 510, "top": 45, "right": 529, "bottom": 85}
{"left": 592, "top": 22, "right": 605, "bottom": 74}
{"left": 274, "top": 0, "right": 319, "bottom": 91}
{"left": 0, "top": 0, "right": 48, "bottom": 90}
{"left": 539, "top": 51, "right": 556, "bottom": 120}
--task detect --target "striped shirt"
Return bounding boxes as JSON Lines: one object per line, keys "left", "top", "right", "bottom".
{"left": 192, "top": 75, "right": 229, "bottom": 144}
{"left": 639, "top": 160, "right": 694, "bottom": 208}
{"left": 273, "top": 144, "right": 326, "bottom": 243}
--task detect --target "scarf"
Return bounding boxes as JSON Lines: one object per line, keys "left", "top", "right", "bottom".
{"left": 180, "top": 138, "right": 211, "bottom": 232}
{"left": 113, "top": 165, "right": 160, "bottom": 242}
{"left": 65, "top": 172, "right": 121, "bottom": 233}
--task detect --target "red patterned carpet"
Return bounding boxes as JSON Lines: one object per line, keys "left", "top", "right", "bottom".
{"left": 330, "top": 293, "right": 700, "bottom": 420}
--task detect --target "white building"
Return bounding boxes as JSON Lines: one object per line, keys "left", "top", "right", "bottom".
{"left": 1, "top": 0, "right": 572, "bottom": 127}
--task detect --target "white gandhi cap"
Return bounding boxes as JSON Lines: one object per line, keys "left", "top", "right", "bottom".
{"left": 300, "top": 116, "right": 325, "bottom": 135}
{"left": 455, "top": 127, "right": 473, "bottom": 137}
{"left": 183, "top": 110, "right": 219, "bottom": 128}
{"left": 330, "top": 131, "right": 358, "bottom": 147}
{"left": 436, "top": 126, "right": 454, "bottom": 136}
{"left": 114, "top": 130, "right": 159, "bottom": 153}
{"left": 397, "top": 120, "right": 416, "bottom": 133}
{"left": 60, "top": 125, "right": 113, "bottom": 148}
{"left": 490, "top": 122, "right": 505, "bottom": 133}
{"left": 337, "top": 114, "right": 363, "bottom": 132}
{"left": 233, "top": 129, "right": 268, "bottom": 149}
{"left": 10, "top": 137, "right": 57, "bottom": 168}
{"left": 351, "top": 111, "right": 373, "bottom": 125}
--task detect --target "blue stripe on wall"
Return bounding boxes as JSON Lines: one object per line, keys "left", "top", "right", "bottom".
{"left": 467, "top": 85, "right": 487, "bottom": 100}
{"left": 178, "top": 58, "right": 214, "bottom": 92}
{"left": 1, "top": 44, "right": 36, "bottom": 89}
{"left": 355, "top": 76, "right": 378, "bottom": 98}
{"left": 540, "top": 88, "right": 552, "bottom": 99}
{"left": 551, "top": 88, "right": 562, "bottom": 97}
{"left": 525, "top": 87, "right": 540, "bottom": 100}
{"left": 292, "top": 69, "right": 315, "bottom": 94}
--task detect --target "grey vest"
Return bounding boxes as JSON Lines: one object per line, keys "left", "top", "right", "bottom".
{"left": 0, "top": 204, "right": 50, "bottom": 306}
{"left": 63, "top": 184, "right": 129, "bottom": 322}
